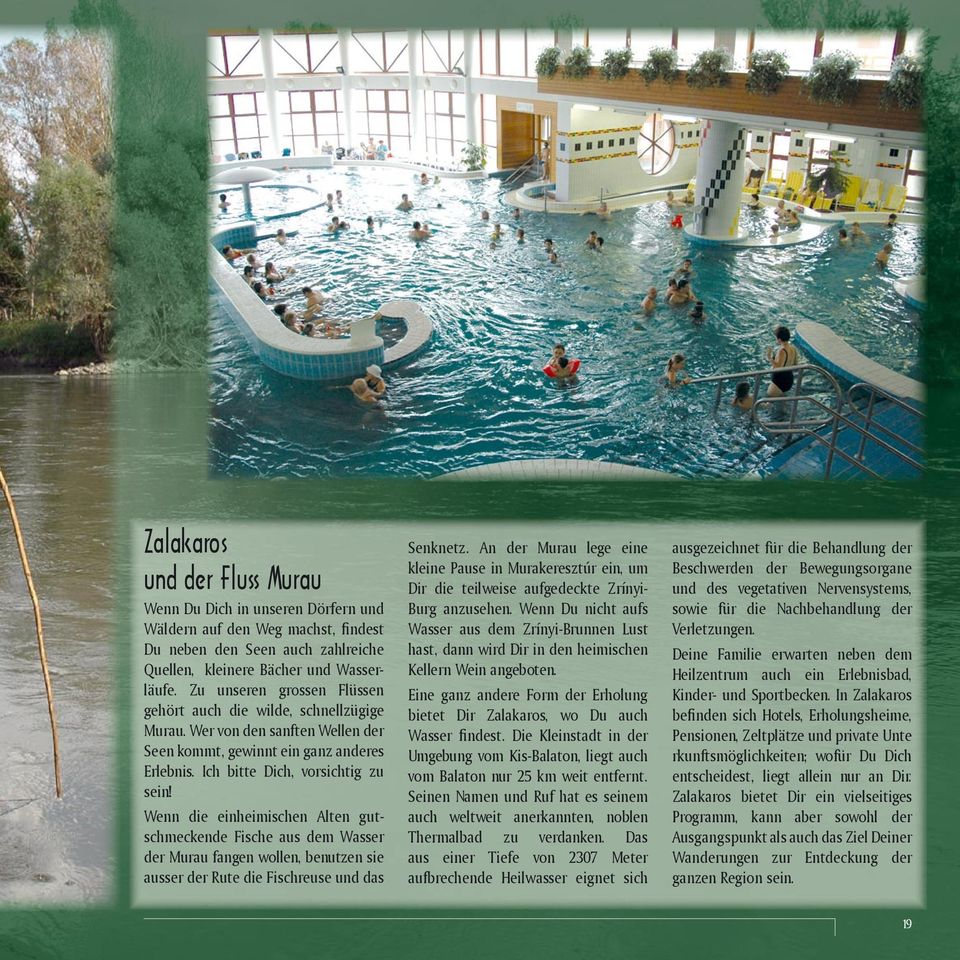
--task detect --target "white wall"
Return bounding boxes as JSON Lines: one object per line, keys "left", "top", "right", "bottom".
{"left": 555, "top": 106, "right": 699, "bottom": 202}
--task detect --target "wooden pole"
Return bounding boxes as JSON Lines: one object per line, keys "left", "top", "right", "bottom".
{"left": 0, "top": 467, "right": 63, "bottom": 798}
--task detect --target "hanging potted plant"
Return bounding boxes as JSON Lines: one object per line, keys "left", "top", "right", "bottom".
{"left": 686, "top": 47, "right": 734, "bottom": 88}
{"left": 638, "top": 46, "right": 679, "bottom": 85}
{"left": 599, "top": 47, "right": 632, "bottom": 82}
{"left": 562, "top": 45, "right": 592, "bottom": 79}
{"left": 746, "top": 49, "right": 790, "bottom": 95}
{"left": 535, "top": 45, "right": 562, "bottom": 79}
{"left": 882, "top": 53, "right": 923, "bottom": 109}
{"left": 807, "top": 151, "right": 850, "bottom": 198}
{"left": 804, "top": 50, "right": 861, "bottom": 105}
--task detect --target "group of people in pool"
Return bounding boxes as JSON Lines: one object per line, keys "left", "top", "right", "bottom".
{"left": 664, "top": 324, "right": 800, "bottom": 411}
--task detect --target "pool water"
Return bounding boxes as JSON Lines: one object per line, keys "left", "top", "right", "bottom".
{"left": 210, "top": 166, "right": 922, "bottom": 479}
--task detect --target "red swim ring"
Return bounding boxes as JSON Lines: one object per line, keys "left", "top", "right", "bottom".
{"left": 671, "top": 214, "right": 684, "bottom": 228}
{"left": 543, "top": 359, "right": 581, "bottom": 377}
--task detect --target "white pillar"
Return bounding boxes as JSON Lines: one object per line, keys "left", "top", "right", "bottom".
{"left": 554, "top": 102, "right": 573, "bottom": 202}
{"left": 259, "top": 29, "right": 282, "bottom": 156}
{"left": 693, "top": 118, "right": 748, "bottom": 239}
{"left": 556, "top": 27, "right": 573, "bottom": 55}
{"left": 337, "top": 28, "right": 355, "bottom": 150}
{"left": 463, "top": 28, "right": 479, "bottom": 147}
{"left": 407, "top": 29, "right": 424, "bottom": 157}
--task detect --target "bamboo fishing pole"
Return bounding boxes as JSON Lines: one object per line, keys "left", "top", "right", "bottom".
{"left": 0, "top": 466, "right": 63, "bottom": 798}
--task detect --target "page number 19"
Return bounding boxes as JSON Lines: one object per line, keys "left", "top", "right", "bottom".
{"left": 903, "top": 919, "right": 912, "bottom": 930}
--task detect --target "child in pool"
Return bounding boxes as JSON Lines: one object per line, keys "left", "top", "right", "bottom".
{"left": 664, "top": 353, "right": 691, "bottom": 387}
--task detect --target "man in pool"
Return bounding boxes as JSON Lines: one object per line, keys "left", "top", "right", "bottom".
{"left": 665, "top": 191, "right": 676, "bottom": 208}
{"left": 397, "top": 194, "right": 413, "bottom": 211}
{"left": 516, "top": 228, "right": 525, "bottom": 243}
{"left": 886, "top": 213, "right": 898, "bottom": 228}
{"left": 420, "top": 172, "right": 429, "bottom": 185}
{"left": 641, "top": 287, "right": 658, "bottom": 315}
{"left": 674, "top": 258, "right": 694, "bottom": 279}
{"left": 326, "top": 193, "right": 334, "bottom": 209}
{"left": 850, "top": 222, "right": 865, "bottom": 238}
{"left": 301, "top": 286, "right": 326, "bottom": 319}
{"left": 544, "top": 238, "right": 554, "bottom": 254}
{"left": 218, "top": 193, "right": 230, "bottom": 211}
{"left": 585, "top": 231, "right": 598, "bottom": 249}
{"left": 409, "top": 221, "right": 431, "bottom": 240}
{"left": 512, "top": 207, "right": 521, "bottom": 219}
{"left": 770, "top": 223, "right": 781, "bottom": 241}
{"left": 481, "top": 209, "right": 490, "bottom": 221}
{"left": 875, "top": 243, "right": 893, "bottom": 268}
{"left": 365, "top": 364, "right": 386, "bottom": 398}
{"left": 548, "top": 251, "right": 559, "bottom": 265}
{"left": 350, "top": 378, "right": 379, "bottom": 403}
{"left": 221, "top": 245, "right": 251, "bottom": 261}
{"left": 689, "top": 301, "right": 705, "bottom": 324}
{"left": 276, "top": 229, "right": 288, "bottom": 245}
{"left": 747, "top": 192, "right": 761, "bottom": 210}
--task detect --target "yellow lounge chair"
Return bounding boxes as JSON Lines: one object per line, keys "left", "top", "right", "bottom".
{"left": 880, "top": 184, "right": 907, "bottom": 212}
{"left": 779, "top": 170, "right": 804, "bottom": 199}
{"left": 855, "top": 178, "right": 883, "bottom": 211}
{"left": 836, "top": 175, "right": 862, "bottom": 210}
{"left": 813, "top": 192, "right": 835, "bottom": 211}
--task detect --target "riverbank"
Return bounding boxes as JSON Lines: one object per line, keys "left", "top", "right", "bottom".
{"left": 0, "top": 319, "right": 102, "bottom": 372}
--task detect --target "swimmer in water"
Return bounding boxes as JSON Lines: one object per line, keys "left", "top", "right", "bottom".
{"left": 481, "top": 209, "right": 490, "bottom": 221}
{"left": 875, "top": 243, "right": 893, "bottom": 268}
{"left": 491, "top": 223, "right": 503, "bottom": 241}
{"left": 264, "top": 261, "right": 284, "bottom": 283}
{"left": 886, "top": 213, "right": 898, "bottom": 228}
{"left": 838, "top": 228, "right": 850, "bottom": 245}
{"left": 548, "top": 251, "right": 559, "bottom": 265}
{"left": 546, "top": 343, "right": 566, "bottom": 374}
{"left": 281, "top": 310, "right": 303, "bottom": 334}
{"left": 689, "top": 300, "right": 705, "bottom": 324}
{"left": 850, "top": 222, "right": 865, "bottom": 238}
{"left": 218, "top": 193, "right": 229, "bottom": 211}
{"left": 664, "top": 353, "right": 691, "bottom": 388}
{"left": 276, "top": 229, "right": 288, "bottom": 245}
{"left": 585, "top": 231, "right": 598, "bottom": 249}
{"left": 641, "top": 287, "right": 658, "bottom": 315}
{"left": 516, "top": 228, "right": 525, "bottom": 243}
{"left": 350, "top": 377, "right": 379, "bottom": 403}
{"left": 665, "top": 191, "right": 676, "bottom": 208}
{"left": 731, "top": 381, "right": 754, "bottom": 410}
{"left": 366, "top": 216, "right": 375, "bottom": 230}
{"left": 409, "top": 221, "right": 431, "bottom": 240}
{"left": 512, "top": 207, "right": 521, "bottom": 219}
{"left": 544, "top": 238, "right": 554, "bottom": 254}
{"left": 674, "top": 258, "right": 694, "bottom": 280}
{"left": 420, "top": 172, "right": 429, "bottom": 185}
{"left": 770, "top": 223, "right": 780, "bottom": 240}
{"left": 300, "top": 286, "right": 326, "bottom": 319}
{"left": 397, "top": 193, "right": 413, "bottom": 211}
{"left": 245, "top": 253, "right": 261, "bottom": 270}
{"left": 335, "top": 189, "right": 343, "bottom": 204}
{"left": 364, "top": 364, "right": 386, "bottom": 398}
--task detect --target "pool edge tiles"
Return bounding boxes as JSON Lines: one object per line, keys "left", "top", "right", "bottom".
{"left": 210, "top": 227, "right": 434, "bottom": 382}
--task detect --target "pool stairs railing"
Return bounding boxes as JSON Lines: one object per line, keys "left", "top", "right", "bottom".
{"left": 501, "top": 155, "right": 544, "bottom": 188}
{"left": 687, "top": 366, "right": 924, "bottom": 479}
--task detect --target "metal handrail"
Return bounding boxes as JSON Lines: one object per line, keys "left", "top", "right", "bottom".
{"left": 502, "top": 155, "right": 540, "bottom": 188}
{"left": 688, "top": 365, "right": 923, "bottom": 479}
{"left": 846, "top": 381, "right": 924, "bottom": 462}
{"left": 754, "top": 393, "right": 923, "bottom": 479}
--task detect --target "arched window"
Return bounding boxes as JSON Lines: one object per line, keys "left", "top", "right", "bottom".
{"left": 637, "top": 113, "right": 675, "bottom": 175}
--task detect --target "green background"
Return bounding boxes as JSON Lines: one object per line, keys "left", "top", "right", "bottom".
{"left": 2, "top": 0, "right": 958, "bottom": 957}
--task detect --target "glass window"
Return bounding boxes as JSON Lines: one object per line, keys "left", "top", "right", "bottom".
{"left": 498, "top": 30, "right": 526, "bottom": 77}
{"left": 480, "top": 94, "right": 497, "bottom": 153}
{"left": 821, "top": 32, "right": 896, "bottom": 72}
{"left": 902, "top": 30, "right": 924, "bottom": 57}
{"left": 223, "top": 35, "right": 263, "bottom": 77}
{"left": 629, "top": 30, "right": 674, "bottom": 54}
{"left": 208, "top": 36, "right": 227, "bottom": 77}
{"left": 480, "top": 30, "right": 497, "bottom": 75}
{"left": 273, "top": 34, "right": 309, "bottom": 74}
{"left": 422, "top": 30, "right": 465, "bottom": 74}
{"left": 752, "top": 31, "right": 816, "bottom": 72}
{"left": 526, "top": 29, "right": 556, "bottom": 76}
{"left": 637, "top": 113, "right": 676, "bottom": 174}
{"left": 675, "top": 30, "right": 714, "bottom": 67}
{"left": 308, "top": 33, "right": 341, "bottom": 73}
{"left": 589, "top": 30, "right": 629, "bottom": 64}
{"left": 351, "top": 32, "right": 387, "bottom": 72}
{"left": 383, "top": 31, "right": 408, "bottom": 72}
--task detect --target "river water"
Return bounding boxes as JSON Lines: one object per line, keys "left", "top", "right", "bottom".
{"left": 0, "top": 374, "right": 112, "bottom": 903}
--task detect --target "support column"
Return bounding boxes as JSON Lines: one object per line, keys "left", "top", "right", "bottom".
{"left": 463, "top": 28, "right": 479, "bottom": 148}
{"left": 407, "top": 29, "right": 424, "bottom": 157}
{"left": 258, "top": 29, "right": 282, "bottom": 156}
{"left": 337, "top": 28, "right": 355, "bottom": 151}
{"left": 553, "top": 102, "right": 573, "bottom": 203}
{"left": 692, "top": 118, "right": 747, "bottom": 239}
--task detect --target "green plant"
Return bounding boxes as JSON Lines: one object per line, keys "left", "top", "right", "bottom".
{"left": 535, "top": 45, "right": 562, "bottom": 79}
{"left": 686, "top": 47, "right": 735, "bottom": 88}
{"left": 804, "top": 50, "right": 861, "bottom": 105}
{"left": 746, "top": 48, "right": 790, "bottom": 95}
{"left": 599, "top": 47, "right": 632, "bottom": 82}
{"left": 563, "top": 45, "right": 592, "bottom": 79}
{"left": 807, "top": 152, "right": 850, "bottom": 198}
{"left": 460, "top": 141, "right": 487, "bottom": 172}
{"left": 882, "top": 53, "right": 923, "bottom": 109}
{"left": 638, "top": 46, "right": 679, "bottom": 84}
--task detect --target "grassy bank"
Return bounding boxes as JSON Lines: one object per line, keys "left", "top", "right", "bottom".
{"left": 0, "top": 319, "right": 102, "bottom": 371}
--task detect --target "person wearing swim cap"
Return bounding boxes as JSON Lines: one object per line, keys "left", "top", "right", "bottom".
{"left": 365, "top": 365, "right": 386, "bottom": 398}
